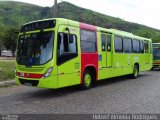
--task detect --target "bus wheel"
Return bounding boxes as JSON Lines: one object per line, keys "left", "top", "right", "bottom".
{"left": 81, "top": 70, "right": 93, "bottom": 90}
{"left": 131, "top": 64, "right": 139, "bottom": 79}
{"left": 151, "top": 67, "right": 154, "bottom": 71}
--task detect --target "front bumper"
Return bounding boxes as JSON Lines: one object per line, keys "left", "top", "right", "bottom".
{"left": 15, "top": 75, "right": 58, "bottom": 89}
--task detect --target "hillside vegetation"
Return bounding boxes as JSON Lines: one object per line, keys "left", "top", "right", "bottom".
{"left": 0, "top": 1, "right": 160, "bottom": 44}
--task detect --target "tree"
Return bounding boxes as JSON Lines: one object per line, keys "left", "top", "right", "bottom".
{"left": 0, "top": 39, "right": 2, "bottom": 56}
{"left": 54, "top": 0, "right": 58, "bottom": 17}
{"left": 40, "top": 7, "right": 51, "bottom": 18}
{"left": 0, "top": 29, "right": 5, "bottom": 56}
{"left": 2, "top": 28, "right": 19, "bottom": 56}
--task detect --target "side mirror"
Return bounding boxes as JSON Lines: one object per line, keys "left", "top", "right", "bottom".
{"left": 65, "top": 27, "right": 70, "bottom": 33}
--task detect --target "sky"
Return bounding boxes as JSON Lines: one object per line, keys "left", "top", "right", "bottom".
{"left": 4, "top": 0, "right": 160, "bottom": 30}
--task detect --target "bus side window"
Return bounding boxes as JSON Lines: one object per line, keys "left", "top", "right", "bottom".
{"left": 58, "top": 33, "right": 64, "bottom": 56}
{"left": 114, "top": 36, "right": 123, "bottom": 53}
{"left": 123, "top": 38, "right": 132, "bottom": 53}
{"left": 57, "top": 33, "right": 78, "bottom": 65}
{"left": 101, "top": 34, "right": 111, "bottom": 51}
{"left": 140, "top": 41, "right": 144, "bottom": 53}
{"left": 107, "top": 35, "right": 111, "bottom": 51}
{"left": 101, "top": 34, "right": 106, "bottom": 51}
{"left": 133, "top": 39, "right": 140, "bottom": 53}
{"left": 80, "top": 30, "right": 96, "bottom": 52}
{"left": 144, "top": 41, "right": 149, "bottom": 53}
{"left": 68, "top": 35, "right": 77, "bottom": 53}
{"left": 150, "top": 42, "right": 152, "bottom": 54}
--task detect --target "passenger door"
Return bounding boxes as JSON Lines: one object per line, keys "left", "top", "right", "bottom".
{"left": 57, "top": 25, "right": 80, "bottom": 88}
{"left": 101, "top": 33, "right": 112, "bottom": 68}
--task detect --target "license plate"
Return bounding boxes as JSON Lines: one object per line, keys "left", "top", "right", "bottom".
{"left": 24, "top": 83, "right": 32, "bottom": 87}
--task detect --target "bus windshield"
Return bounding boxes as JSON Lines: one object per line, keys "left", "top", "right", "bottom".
{"left": 153, "top": 47, "right": 160, "bottom": 60}
{"left": 17, "top": 31, "right": 54, "bottom": 66}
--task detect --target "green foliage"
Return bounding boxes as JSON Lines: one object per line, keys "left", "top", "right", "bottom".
{"left": 0, "top": 60, "right": 15, "bottom": 81}
{"left": 0, "top": 25, "right": 5, "bottom": 56}
{"left": 0, "top": 1, "right": 42, "bottom": 28}
{"left": 0, "top": 0, "right": 160, "bottom": 49}
{"left": 57, "top": 2, "right": 160, "bottom": 42}
{"left": 2, "top": 28, "right": 19, "bottom": 56}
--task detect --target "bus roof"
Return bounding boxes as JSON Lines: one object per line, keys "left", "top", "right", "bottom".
{"left": 21, "top": 18, "right": 152, "bottom": 42}
{"left": 22, "top": 18, "right": 79, "bottom": 27}
{"left": 97, "top": 27, "right": 151, "bottom": 42}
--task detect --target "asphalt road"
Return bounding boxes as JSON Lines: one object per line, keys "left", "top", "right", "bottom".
{"left": 0, "top": 70, "right": 160, "bottom": 114}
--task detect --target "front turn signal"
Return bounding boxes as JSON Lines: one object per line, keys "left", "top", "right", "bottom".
{"left": 42, "top": 67, "right": 53, "bottom": 78}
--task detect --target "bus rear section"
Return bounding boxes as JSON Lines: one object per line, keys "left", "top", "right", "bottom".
{"left": 152, "top": 43, "right": 160, "bottom": 69}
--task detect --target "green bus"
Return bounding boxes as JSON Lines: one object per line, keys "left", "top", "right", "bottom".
{"left": 15, "top": 18, "right": 152, "bottom": 89}
{"left": 152, "top": 43, "right": 160, "bottom": 69}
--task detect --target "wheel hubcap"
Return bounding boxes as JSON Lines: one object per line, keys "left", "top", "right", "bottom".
{"left": 84, "top": 73, "right": 91, "bottom": 87}
{"left": 134, "top": 68, "right": 138, "bottom": 76}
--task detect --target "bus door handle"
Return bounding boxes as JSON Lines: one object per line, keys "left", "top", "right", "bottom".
{"left": 58, "top": 72, "right": 64, "bottom": 75}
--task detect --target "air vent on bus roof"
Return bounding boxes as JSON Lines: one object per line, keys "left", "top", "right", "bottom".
{"left": 20, "top": 20, "right": 56, "bottom": 32}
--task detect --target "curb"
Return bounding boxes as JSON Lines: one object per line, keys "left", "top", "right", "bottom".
{"left": 0, "top": 80, "right": 16, "bottom": 87}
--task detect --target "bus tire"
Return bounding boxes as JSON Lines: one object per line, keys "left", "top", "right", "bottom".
{"left": 130, "top": 64, "right": 139, "bottom": 79}
{"left": 81, "top": 70, "right": 93, "bottom": 90}
{"left": 151, "top": 67, "right": 154, "bottom": 71}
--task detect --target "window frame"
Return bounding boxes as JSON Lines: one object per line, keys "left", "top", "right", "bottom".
{"left": 132, "top": 39, "right": 141, "bottom": 53}
{"left": 57, "top": 32, "right": 78, "bottom": 66}
{"left": 101, "top": 34, "right": 106, "bottom": 51}
{"left": 144, "top": 41, "right": 149, "bottom": 53}
{"left": 80, "top": 29, "right": 97, "bottom": 53}
{"left": 123, "top": 37, "right": 132, "bottom": 53}
{"left": 107, "top": 35, "right": 111, "bottom": 52}
{"left": 140, "top": 40, "right": 144, "bottom": 54}
{"left": 114, "top": 35, "right": 123, "bottom": 53}
{"left": 17, "top": 31, "right": 54, "bottom": 66}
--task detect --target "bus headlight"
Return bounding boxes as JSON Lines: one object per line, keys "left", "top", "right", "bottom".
{"left": 42, "top": 67, "right": 53, "bottom": 78}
